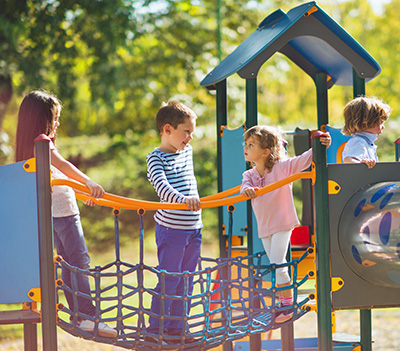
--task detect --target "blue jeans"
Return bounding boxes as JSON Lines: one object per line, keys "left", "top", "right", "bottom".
{"left": 53, "top": 214, "right": 96, "bottom": 318}
{"left": 147, "top": 224, "right": 202, "bottom": 335}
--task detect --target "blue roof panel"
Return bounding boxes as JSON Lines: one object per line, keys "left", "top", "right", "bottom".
{"left": 201, "top": 1, "right": 380, "bottom": 88}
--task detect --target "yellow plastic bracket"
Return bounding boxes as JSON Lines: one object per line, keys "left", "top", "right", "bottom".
{"left": 336, "top": 142, "right": 347, "bottom": 163}
{"left": 304, "top": 6, "right": 318, "bottom": 17}
{"left": 352, "top": 346, "right": 361, "bottom": 351}
{"left": 362, "top": 259, "right": 377, "bottom": 267}
{"left": 27, "top": 288, "right": 41, "bottom": 302}
{"left": 220, "top": 125, "right": 226, "bottom": 137}
{"left": 23, "top": 158, "right": 36, "bottom": 173}
{"left": 328, "top": 180, "right": 341, "bottom": 195}
{"left": 311, "top": 163, "right": 316, "bottom": 185}
{"left": 331, "top": 277, "right": 344, "bottom": 292}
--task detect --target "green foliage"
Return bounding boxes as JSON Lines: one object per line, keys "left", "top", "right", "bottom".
{"left": 1, "top": 0, "right": 400, "bottom": 251}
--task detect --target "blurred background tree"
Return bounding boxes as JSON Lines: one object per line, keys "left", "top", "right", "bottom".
{"left": 0, "top": 0, "right": 398, "bottom": 250}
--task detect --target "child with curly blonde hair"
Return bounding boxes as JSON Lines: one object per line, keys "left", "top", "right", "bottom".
{"left": 342, "top": 96, "right": 391, "bottom": 168}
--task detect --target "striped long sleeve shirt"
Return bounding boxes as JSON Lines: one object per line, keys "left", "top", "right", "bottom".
{"left": 146, "top": 144, "right": 203, "bottom": 230}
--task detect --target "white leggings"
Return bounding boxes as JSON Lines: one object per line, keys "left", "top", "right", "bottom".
{"left": 261, "top": 230, "right": 292, "bottom": 285}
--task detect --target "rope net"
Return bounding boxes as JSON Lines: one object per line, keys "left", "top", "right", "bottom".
{"left": 54, "top": 175, "right": 314, "bottom": 350}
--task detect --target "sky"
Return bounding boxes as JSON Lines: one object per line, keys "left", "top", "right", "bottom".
{"left": 368, "top": 0, "right": 391, "bottom": 14}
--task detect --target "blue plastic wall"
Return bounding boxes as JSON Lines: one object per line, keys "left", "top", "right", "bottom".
{"left": 0, "top": 160, "right": 40, "bottom": 303}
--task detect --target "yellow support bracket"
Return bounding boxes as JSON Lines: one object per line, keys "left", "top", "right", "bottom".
{"left": 304, "top": 6, "right": 318, "bottom": 17}
{"left": 22, "top": 158, "right": 36, "bottom": 173}
{"left": 331, "top": 277, "right": 344, "bottom": 292}
{"left": 328, "top": 180, "right": 341, "bottom": 195}
{"left": 27, "top": 288, "right": 41, "bottom": 302}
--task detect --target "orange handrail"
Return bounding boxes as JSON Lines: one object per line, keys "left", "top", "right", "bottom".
{"left": 52, "top": 167, "right": 315, "bottom": 211}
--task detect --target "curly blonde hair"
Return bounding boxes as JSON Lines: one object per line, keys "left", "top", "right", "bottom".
{"left": 244, "top": 125, "right": 287, "bottom": 171}
{"left": 342, "top": 96, "right": 391, "bottom": 136}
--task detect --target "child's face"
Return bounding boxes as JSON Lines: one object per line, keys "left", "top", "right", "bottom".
{"left": 162, "top": 117, "right": 196, "bottom": 153}
{"left": 49, "top": 109, "right": 60, "bottom": 138}
{"left": 243, "top": 135, "right": 270, "bottom": 166}
{"left": 364, "top": 123, "right": 384, "bottom": 137}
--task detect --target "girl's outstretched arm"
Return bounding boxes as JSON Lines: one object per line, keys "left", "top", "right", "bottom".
{"left": 50, "top": 148, "right": 105, "bottom": 198}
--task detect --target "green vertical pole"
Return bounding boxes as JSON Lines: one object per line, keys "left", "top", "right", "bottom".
{"left": 245, "top": 77, "right": 262, "bottom": 351}
{"left": 353, "top": 68, "right": 372, "bottom": 351}
{"left": 353, "top": 68, "right": 366, "bottom": 97}
{"left": 216, "top": 80, "right": 233, "bottom": 351}
{"left": 395, "top": 139, "right": 400, "bottom": 162}
{"left": 24, "top": 323, "right": 38, "bottom": 351}
{"left": 35, "top": 134, "right": 58, "bottom": 351}
{"left": 314, "top": 72, "right": 332, "bottom": 351}
{"left": 245, "top": 77, "right": 258, "bottom": 256}
{"left": 216, "top": 79, "right": 227, "bottom": 259}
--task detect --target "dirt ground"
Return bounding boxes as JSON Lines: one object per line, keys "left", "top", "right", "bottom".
{"left": 1, "top": 308, "right": 400, "bottom": 350}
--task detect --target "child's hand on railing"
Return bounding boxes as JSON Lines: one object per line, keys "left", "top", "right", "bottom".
{"left": 185, "top": 196, "right": 201, "bottom": 211}
{"left": 85, "top": 179, "right": 105, "bottom": 199}
{"left": 241, "top": 187, "right": 259, "bottom": 199}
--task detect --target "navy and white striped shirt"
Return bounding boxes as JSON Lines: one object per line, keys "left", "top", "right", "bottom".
{"left": 146, "top": 144, "right": 203, "bottom": 230}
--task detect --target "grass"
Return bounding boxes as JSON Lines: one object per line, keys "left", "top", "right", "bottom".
{"left": 0, "top": 235, "right": 219, "bottom": 343}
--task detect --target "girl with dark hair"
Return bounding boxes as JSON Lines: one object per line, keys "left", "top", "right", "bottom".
{"left": 15, "top": 90, "right": 117, "bottom": 338}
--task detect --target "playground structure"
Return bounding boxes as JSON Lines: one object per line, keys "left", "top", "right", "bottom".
{"left": 1, "top": 2, "right": 400, "bottom": 351}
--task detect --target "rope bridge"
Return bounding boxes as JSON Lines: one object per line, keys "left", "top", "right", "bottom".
{"left": 53, "top": 171, "right": 315, "bottom": 350}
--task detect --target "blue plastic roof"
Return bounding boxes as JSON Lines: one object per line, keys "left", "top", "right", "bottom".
{"left": 201, "top": 1, "right": 380, "bottom": 88}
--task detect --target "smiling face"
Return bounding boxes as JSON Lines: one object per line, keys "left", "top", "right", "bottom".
{"left": 160, "top": 116, "right": 196, "bottom": 153}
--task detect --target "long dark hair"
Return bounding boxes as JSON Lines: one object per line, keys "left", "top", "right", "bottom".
{"left": 15, "top": 90, "right": 61, "bottom": 162}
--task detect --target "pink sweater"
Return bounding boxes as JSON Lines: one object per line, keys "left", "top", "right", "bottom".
{"left": 240, "top": 149, "right": 312, "bottom": 238}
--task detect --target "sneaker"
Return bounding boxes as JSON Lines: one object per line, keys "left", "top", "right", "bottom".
{"left": 144, "top": 335, "right": 169, "bottom": 347}
{"left": 275, "top": 309, "right": 293, "bottom": 323}
{"left": 78, "top": 319, "right": 118, "bottom": 338}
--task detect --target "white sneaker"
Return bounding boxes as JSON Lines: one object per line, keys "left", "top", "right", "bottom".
{"left": 275, "top": 309, "right": 293, "bottom": 323}
{"left": 78, "top": 319, "right": 118, "bottom": 338}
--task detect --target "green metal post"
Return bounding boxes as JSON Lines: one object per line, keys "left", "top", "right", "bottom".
{"left": 395, "top": 139, "right": 400, "bottom": 162}
{"left": 35, "top": 134, "right": 58, "bottom": 351}
{"left": 314, "top": 72, "right": 332, "bottom": 351}
{"left": 215, "top": 80, "right": 234, "bottom": 351}
{"left": 353, "top": 68, "right": 373, "bottom": 351}
{"left": 245, "top": 78, "right": 258, "bottom": 256}
{"left": 245, "top": 77, "right": 262, "bottom": 351}
{"left": 216, "top": 79, "right": 228, "bottom": 259}
{"left": 24, "top": 323, "right": 38, "bottom": 351}
{"left": 245, "top": 78, "right": 258, "bottom": 129}
{"left": 360, "top": 311, "right": 372, "bottom": 351}
{"left": 353, "top": 68, "right": 366, "bottom": 97}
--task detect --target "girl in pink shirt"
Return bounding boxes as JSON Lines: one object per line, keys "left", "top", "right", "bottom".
{"left": 240, "top": 125, "right": 330, "bottom": 323}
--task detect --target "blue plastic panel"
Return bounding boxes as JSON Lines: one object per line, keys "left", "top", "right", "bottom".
{"left": 0, "top": 160, "right": 40, "bottom": 303}
{"left": 221, "top": 125, "right": 248, "bottom": 237}
{"left": 326, "top": 126, "right": 351, "bottom": 164}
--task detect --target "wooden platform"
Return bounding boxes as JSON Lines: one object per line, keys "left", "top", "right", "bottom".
{"left": 0, "top": 309, "right": 40, "bottom": 325}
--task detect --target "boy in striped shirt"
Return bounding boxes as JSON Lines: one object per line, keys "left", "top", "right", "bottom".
{"left": 146, "top": 101, "right": 202, "bottom": 343}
